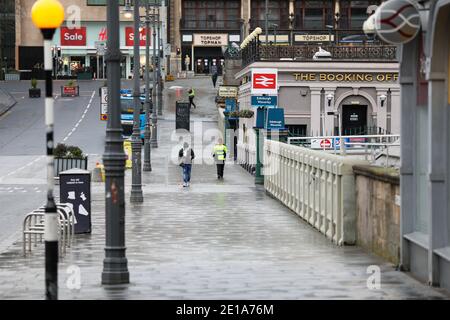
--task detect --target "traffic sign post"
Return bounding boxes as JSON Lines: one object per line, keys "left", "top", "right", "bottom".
{"left": 100, "top": 86, "right": 108, "bottom": 121}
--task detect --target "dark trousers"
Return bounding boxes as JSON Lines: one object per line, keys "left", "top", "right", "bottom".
{"left": 216, "top": 163, "right": 224, "bottom": 178}
{"left": 189, "top": 96, "right": 196, "bottom": 108}
{"left": 212, "top": 74, "right": 217, "bottom": 87}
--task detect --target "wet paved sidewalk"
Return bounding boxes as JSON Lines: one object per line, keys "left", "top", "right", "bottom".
{"left": 0, "top": 78, "right": 449, "bottom": 299}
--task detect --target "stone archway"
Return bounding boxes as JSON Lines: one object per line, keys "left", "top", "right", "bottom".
{"left": 334, "top": 89, "right": 378, "bottom": 135}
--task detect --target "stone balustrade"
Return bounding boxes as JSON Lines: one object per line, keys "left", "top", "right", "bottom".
{"left": 264, "top": 140, "right": 368, "bottom": 245}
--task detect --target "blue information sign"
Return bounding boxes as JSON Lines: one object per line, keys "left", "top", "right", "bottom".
{"left": 255, "top": 107, "right": 266, "bottom": 129}
{"left": 265, "top": 108, "right": 285, "bottom": 130}
{"left": 251, "top": 95, "right": 277, "bottom": 108}
{"left": 225, "top": 98, "right": 237, "bottom": 113}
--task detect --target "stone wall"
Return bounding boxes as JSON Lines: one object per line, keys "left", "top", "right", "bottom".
{"left": 353, "top": 165, "right": 400, "bottom": 265}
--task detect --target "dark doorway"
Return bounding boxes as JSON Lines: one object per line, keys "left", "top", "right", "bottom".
{"left": 194, "top": 46, "right": 224, "bottom": 75}
{"left": 342, "top": 105, "right": 367, "bottom": 135}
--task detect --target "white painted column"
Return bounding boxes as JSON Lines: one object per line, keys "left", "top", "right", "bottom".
{"left": 324, "top": 90, "right": 336, "bottom": 136}
{"left": 376, "top": 90, "right": 388, "bottom": 132}
{"left": 310, "top": 88, "right": 322, "bottom": 136}
{"left": 390, "top": 89, "right": 401, "bottom": 134}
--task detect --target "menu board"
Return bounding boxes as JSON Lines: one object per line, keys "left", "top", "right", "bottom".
{"left": 176, "top": 102, "right": 190, "bottom": 131}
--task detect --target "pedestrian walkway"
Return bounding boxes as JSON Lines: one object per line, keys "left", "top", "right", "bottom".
{"left": 0, "top": 78, "right": 448, "bottom": 299}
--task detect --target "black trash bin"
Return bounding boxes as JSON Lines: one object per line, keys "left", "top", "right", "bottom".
{"left": 176, "top": 101, "right": 190, "bottom": 132}
{"left": 59, "top": 168, "right": 91, "bottom": 234}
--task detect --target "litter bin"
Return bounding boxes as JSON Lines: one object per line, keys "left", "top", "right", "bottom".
{"left": 59, "top": 168, "right": 91, "bottom": 234}
{"left": 176, "top": 101, "right": 190, "bottom": 131}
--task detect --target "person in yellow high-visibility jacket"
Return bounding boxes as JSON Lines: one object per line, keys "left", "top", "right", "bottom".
{"left": 213, "top": 138, "right": 228, "bottom": 179}
{"left": 188, "top": 87, "right": 196, "bottom": 109}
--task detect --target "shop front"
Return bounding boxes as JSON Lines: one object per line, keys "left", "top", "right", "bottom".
{"left": 181, "top": 33, "right": 240, "bottom": 74}
{"left": 53, "top": 22, "right": 159, "bottom": 79}
{"left": 235, "top": 61, "right": 400, "bottom": 144}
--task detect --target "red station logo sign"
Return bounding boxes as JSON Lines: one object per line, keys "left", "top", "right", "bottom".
{"left": 60, "top": 27, "right": 87, "bottom": 46}
{"left": 252, "top": 73, "right": 277, "bottom": 90}
{"left": 125, "top": 27, "right": 150, "bottom": 46}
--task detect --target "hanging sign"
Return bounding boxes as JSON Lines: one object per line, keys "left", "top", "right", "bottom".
{"left": 251, "top": 68, "right": 278, "bottom": 95}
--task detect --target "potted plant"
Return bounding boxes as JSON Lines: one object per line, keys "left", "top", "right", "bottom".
{"left": 54, "top": 143, "right": 88, "bottom": 177}
{"left": 239, "top": 109, "right": 255, "bottom": 118}
{"left": 29, "top": 78, "right": 41, "bottom": 98}
{"left": 61, "top": 80, "right": 79, "bottom": 97}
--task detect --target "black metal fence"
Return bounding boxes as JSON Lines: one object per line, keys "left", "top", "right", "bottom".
{"left": 180, "top": 19, "right": 241, "bottom": 30}
{"left": 242, "top": 41, "right": 397, "bottom": 67}
{"left": 54, "top": 157, "right": 88, "bottom": 177}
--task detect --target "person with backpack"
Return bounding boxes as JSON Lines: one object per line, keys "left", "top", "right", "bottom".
{"left": 188, "top": 87, "right": 196, "bottom": 109}
{"left": 178, "top": 142, "right": 195, "bottom": 187}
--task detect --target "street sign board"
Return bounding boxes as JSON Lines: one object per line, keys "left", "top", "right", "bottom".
{"left": 218, "top": 85, "right": 238, "bottom": 98}
{"left": 265, "top": 108, "right": 285, "bottom": 130}
{"left": 225, "top": 98, "right": 237, "bottom": 113}
{"left": 251, "top": 95, "right": 277, "bottom": 108}
{"left": 176, "top": 102, "right": 190, "bottom": 131}
{"left": 95, "top": 41, "right": 107, "bottom": 55}
{"left": 100, "top": 86, "right": 108, "bottom": 121}
{"left": 255, "top": 107, "right": 266, "bottom": 129}
{"left": 59, "top": 169, "right": 91, "bottom": 234}
{"left": 251, "top": 68, "right": 278, "bottom": 95}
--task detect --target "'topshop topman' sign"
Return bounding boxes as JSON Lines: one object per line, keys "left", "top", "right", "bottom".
{"left": 251, "top": 68, "right": 278, "bottom": 95}
{"left": 60, "top": 27, "right": 87, "bottom": 46}
{"left": 125, "top": 27, "right": 149, "bottom": 46}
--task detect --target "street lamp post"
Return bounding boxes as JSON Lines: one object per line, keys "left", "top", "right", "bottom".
{"left": 130, "top": 0, "right": 144, "bottom": 203}
{"left": 31, "top": 0, "right": 65, "bottom": 300}
{"left": 143, "top": 2, "right": 152, "bottom": 172}
{"left": 157, "top": 8, "right": 163, "bottom": 117}
{"left": 151, "top": 6, "right": 158, "bottom": 148}
{"left": 265, "top": 0, "right": 269, "bottom": 45}
{"left": 102, "top": 0, "right": 129, "bottom": 285}
{"left": 289, "top": 13, "right": 295, "bottom": 46}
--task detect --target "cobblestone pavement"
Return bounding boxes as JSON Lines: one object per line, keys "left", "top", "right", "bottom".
{"left": 0, "top": 77, "right": 449, "bottom": 300}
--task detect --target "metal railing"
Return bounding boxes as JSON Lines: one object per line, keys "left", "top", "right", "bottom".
{"left": 23, "top": 203, "right": 75, "bottom": 257}
{"left": 287, "top": 134, "right": 400, "bottom": 165}
{"left": 242, "top": 41, "right": 397, "bottom": 66}
{"left": 264, "top": 140, "right": 368, "bottom": 245}
{"left": 180, "top": 19, "right": 242, "bottom": 30}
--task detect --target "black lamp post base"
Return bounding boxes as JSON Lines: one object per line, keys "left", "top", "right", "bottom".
{"left": 102, "top": 254, "right": 130, "bottom": 285}
{"left": 130, "top": 189, "right": 144, "bottom": 203}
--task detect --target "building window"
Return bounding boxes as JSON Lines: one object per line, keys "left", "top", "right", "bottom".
{"left": 294, "top": 0, "right": 333, "bottom": 29}
{"left": 182, "top": 0, "right": 241, "bottom": 30}
{"left": 0, "top": 0, "right": 15, "bottom": 73}
{"left": 87, "top": 0, "right": 125, "bottom": 5}
{"left": 339, "top": 0, "right": 381, "bottom": 29}
{"left": 250, "top": 0, "right": 289, "bottom": 29}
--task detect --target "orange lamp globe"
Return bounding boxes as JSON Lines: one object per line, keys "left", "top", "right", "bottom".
{"left": 31, "top": 0, "right": 65, "bottom": 30}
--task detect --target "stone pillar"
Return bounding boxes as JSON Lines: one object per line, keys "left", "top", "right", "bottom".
{"left": 324, "top": 90, "right": 336, "bottom": 136}
{"left": 390, "top": 89, "right": 401, "bottom": 134}
{"left": 310, "top": 88, "right": 322, "bottom": 136}
{"left": 376, "top": 90, "right": 388, "bottom": 133}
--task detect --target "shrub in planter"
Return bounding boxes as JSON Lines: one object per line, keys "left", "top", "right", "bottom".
{"left": 29, "top": 78, "right": 41, "bottom": 98}
{"left": 54, "top": 143, "right": 88, "bottom": 177}
{"left": 229, "top": 111, "right": 240, "bottom": 118}
{"left": 239, "top": 110, "right": 254, "bottom": 118}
